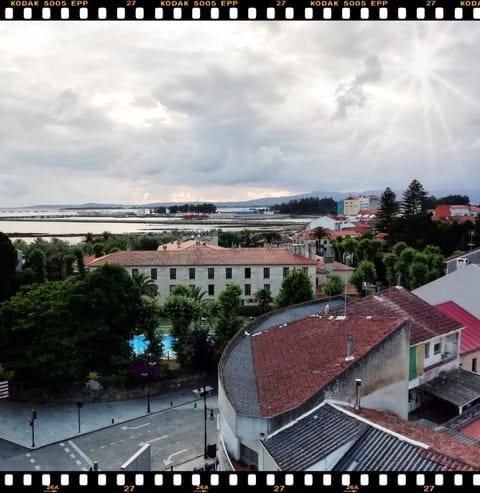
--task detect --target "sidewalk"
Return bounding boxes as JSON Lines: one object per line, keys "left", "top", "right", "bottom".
{"left": 0, "top": 387, "right": 216, "bottom": 450}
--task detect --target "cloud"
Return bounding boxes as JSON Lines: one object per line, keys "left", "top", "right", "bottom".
{"left": 0, "top": 23, "right": 478, "bottom": 206}
{"left": 334, "top": 55, "right": 383, "bottom": 118}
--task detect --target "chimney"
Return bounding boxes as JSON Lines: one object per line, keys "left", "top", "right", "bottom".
{"left": 345, "top": 334, "right": 354, "bottom": 361}
{"left": 354, "top": 378, "right": 362, "bottom": 411}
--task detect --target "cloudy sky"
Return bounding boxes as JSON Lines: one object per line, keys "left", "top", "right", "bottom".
{"left": 1, "top": 22, "right": 480, "bottom": 207}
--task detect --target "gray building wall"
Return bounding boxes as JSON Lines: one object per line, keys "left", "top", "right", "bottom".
{"left": 413, "top": 264, "right": 480, "bottom": 319}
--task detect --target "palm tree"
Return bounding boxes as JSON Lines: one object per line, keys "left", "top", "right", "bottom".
{"left": 131, "top": 271, "right": 158, "bottom": 298}
{"left": 311, "top": 227, "right": 332, "bottom": 255}
{"left": 189, "top": 285, "right": 208, "bottom": 304}
{"left": 254, "top": 288, "right": 273, "bottom": 313}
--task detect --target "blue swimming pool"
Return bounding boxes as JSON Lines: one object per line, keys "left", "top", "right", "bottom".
{"left": 130, "top": 334, "right": 176, "bottom": 357}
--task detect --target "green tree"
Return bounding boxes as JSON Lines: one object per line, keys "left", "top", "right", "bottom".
{"left": 27, "top": 249, "right": 47, "bottom": 283}
{"left": 254, "top": 288, "right": 273, "bottom": 313}
{"left": 402, "top": 179, "right": 428, "bottom": 216}
{"left": 276, "top": 269, "right": 314, "bottom": 308}
{"left": 131, "top": 271, "right": 158, "bottom": 298}
{"left": 349, "top": 260, "right": 377, "bottom": 296}
{"left": 377, "top": 187, "right": 398, "bottom": 237}
{"left": 323, "top": 274, "right": 345, "bottom": 297}
{"left": 163, "top": 293, "right": 200, "bottom": 367}
{"left": 0, "top": 232, "right": 17, "bottom": 302}
{"left": 214, "top": 284, "right": 243, "bottom": 349}
{"left": 382, "top": 252, "right": 398, "bottom": 287}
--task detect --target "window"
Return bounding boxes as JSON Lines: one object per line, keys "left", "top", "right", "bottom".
{"left": 208, "top": 268, "right": 215, "bottom": 280}
{"left": 132, "top": 268, "right": 138, "bottom": 275}
{"left": 473, "top": 358, "right": 478, "bottom": 373}
{"left": 226, "top": 267, "right": 232, "bottom": 279}
{"left": 245, "top": 267, "right": 251, "bottom": 279}
{"left": 170, "top": 268, "right": 176, "bottom": 280}
{"left": 283, "top": 267, "right": 289, "bottom": 278}
{"left": 433, "top": 342, "right": 441, "bottom": 355}
{"left": 263, "top": 267, "right": 270, "bottom": 279}
{"left": 244, "top": 284, "right": 251, "bottom": 296}
{"left": 150, "top": 268, "right": 157, "bottom": 280}
{"left": 189, "top": 268, "right": 195, "bottom": 280}
{"left": 208, "top": 284, "right": 215, "bottom": 296}
{"left": 264, "top": 284, "right": 271, "bottom": 292}
{"left": 424, "top": 342, "right": 430, "bottom": 358}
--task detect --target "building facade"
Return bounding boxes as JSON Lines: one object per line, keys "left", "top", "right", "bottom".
{"left": 87, "top": 241, "right": 317, "bottom": 303}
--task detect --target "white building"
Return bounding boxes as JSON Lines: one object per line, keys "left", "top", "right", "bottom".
{"left": 87, "top": 240, "right": 317, "bottom": 303}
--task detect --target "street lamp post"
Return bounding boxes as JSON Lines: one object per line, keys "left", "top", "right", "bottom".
{"left": 202, "top": 384, "right": 215, "bottom": 459}
{"left": 29, "top": 409, "right": 37, "bottom": 448}
{"left": 77, "top": 401, "right": 83, "bottom": 433}
{"left": 141, "top": 373, "right": 151, "bottom": 413}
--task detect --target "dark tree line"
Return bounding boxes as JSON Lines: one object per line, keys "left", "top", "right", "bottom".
{"left": 272, "top": 197, "right": 337, "bottom": 215}
{"left": 153, "top": 203, "right": 217, "bottom": 214}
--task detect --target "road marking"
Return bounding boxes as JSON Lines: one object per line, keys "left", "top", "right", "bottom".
{"left": 65, "top": 448, "right": 70, "bottom": 453}
{"left": 75, "top": 460, "right": 82, "bottom": 466}
{"left": 129, "top": 436, "right": 135, "bottom": 440}
{"left": 59, "top": 443, "right": 65, "bottom": 447}
{"left": 110, "top": 442, "right": 115, "bottom": 446}
{"left": 29, "top": 459, "right": 35, "bottom": 464}
{"left": 25, "top": 453, "right": 31, "bottom": 457}
{"left": 100, "top": 445, "right": 106, "bottom": 449}
{"left": 90, "top": 449, "right": 95, "bottom": 452}
{"left": 70, "top": 454, "right": 76, "bottom": 459}
{"left": 163, "top": 449, "right": 188, "bottom": 466}
{"left": 35, "top": 465, "right": 41, "bottom": 470}
{"left": 120, "top": 423, "right": 151, "bottom": 431}
{"left": 120, "top": 439, "right": 125, "bottom": 442}
{"left": 68, "top": 440, "right": 94, "bottom": 468}
{"left": 138, "top": 435, "right": 168, "bottom": 447}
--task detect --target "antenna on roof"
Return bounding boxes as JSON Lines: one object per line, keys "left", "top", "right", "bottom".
{"left": 345, "top": 335, "right": 354, "bottom": 361}
{"left": 354, "top": 378, "right": 362, "bottom": 411}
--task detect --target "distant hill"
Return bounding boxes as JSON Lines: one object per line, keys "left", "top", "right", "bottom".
{"left": 19, "top": 188, "right": 480, "bottom": 210}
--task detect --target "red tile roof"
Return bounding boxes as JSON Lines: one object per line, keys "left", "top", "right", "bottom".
{"left": 335, "top": 286, "right": 463, "bottom": 345}
{"left": 434, "top": 204, "right": 452, "bottom": 218}
{"left": 435, "top": 301, "right": 480, "bottom": 355}
{"left": 88, "top": 245, "right": 317, "bottom": 267}
{"left": 157, "top": 240, "right": 226, "bottom": 251}
{"left": 315, "top": 256, "right": 355, "bottom": 272}
{"left": 251, "top": 316, "right": 406, "bottom": 417}
{"left": 83, "top": 256, "right": 96, "bottom": 267}
{"left": 357, "top": 407, "right": 480, "bottom": 470}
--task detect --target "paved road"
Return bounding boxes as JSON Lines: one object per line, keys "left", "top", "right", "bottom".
{"left": 0, "top": 386, "right": 218, "bottom": 471}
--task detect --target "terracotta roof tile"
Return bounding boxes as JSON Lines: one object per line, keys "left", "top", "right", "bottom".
{"left": 89, "top": 245, "right": 317, "bottom": 267}
{"left": 251, "top": 316, "right": 406, "bottom": 417}
{"left": 335, "top": 287, "right": 463, "bottom": 345}
{"left": 157, "top": 240, "right": 226, "bottom": 251}
{"left": 357, "top": 407, "right": 480, "bottom": 470}
{"left": 435, "top": 301, "right": 480, "bottom": 355}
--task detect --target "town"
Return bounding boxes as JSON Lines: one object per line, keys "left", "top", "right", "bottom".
{"left": 1, "top": 179, "right": 480, "bottom": 472}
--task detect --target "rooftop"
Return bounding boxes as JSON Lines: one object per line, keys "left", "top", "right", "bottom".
{"left": 435, "top": 301, "right": 480, "bottom": 355}
{"left": 251, "top": 315, "right": 406, "bottom": 417}
{"left": 334, "top": 286, "right": 463, "bottom": 346}
{"left": 88, "top": 245, "right": 317, "bottom": 267}
{"left": 263, "top": 401, "right": 478, "bottom": 471}
{"left": 157, "top": 239, "right": 225, "bottom": 251}
{"left": 219, "top": 298, "right": 346, "bottom": 418}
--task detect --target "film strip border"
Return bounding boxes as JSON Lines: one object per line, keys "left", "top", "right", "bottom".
{"left": 0, "top": 472, "right": 479, "bottom": 492}
{"left": 2, "top": 1, "right": 480, "bottom": 20}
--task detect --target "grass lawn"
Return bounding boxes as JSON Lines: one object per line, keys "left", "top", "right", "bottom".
{"left": 164, "top": 359, "right": 180, "bottom": 371}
